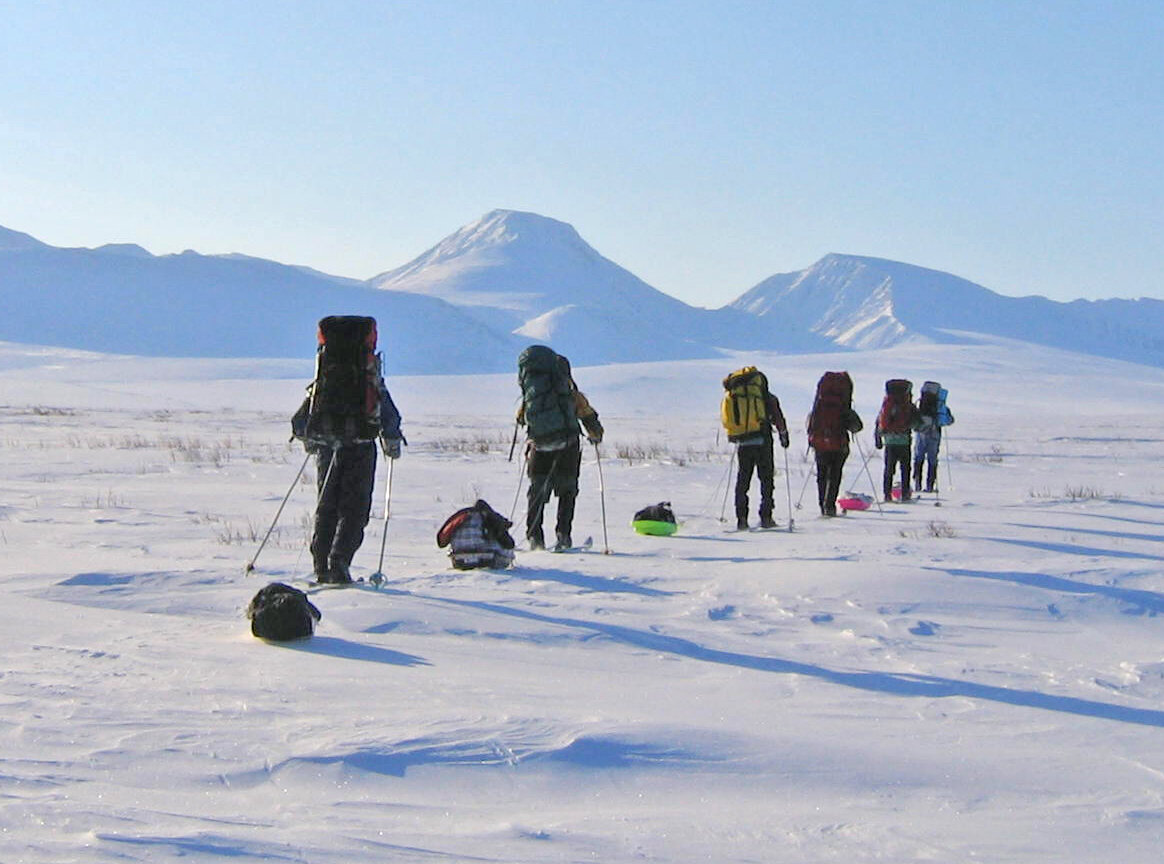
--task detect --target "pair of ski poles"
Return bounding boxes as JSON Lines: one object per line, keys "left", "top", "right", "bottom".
{"left": 793, "top": 435, "right": 885, "bottom": 516}
{"left": 246, "top": 447, "right": 395, "bottom": 582}
{"left": 718, "top": 443, "right": 796, "bottom": 531}
{"left": 509, "top": 424, "right": 610, "bottom": 554}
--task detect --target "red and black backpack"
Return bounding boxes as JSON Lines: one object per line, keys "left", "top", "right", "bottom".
{"left": 877, "top": 379, "right": 914, "bottom": 435}
{"left": 303, "top": 316, "right": 383, "bottom": 447}
{"left": 807, "top": 371, "right": 853, "bottom": 452}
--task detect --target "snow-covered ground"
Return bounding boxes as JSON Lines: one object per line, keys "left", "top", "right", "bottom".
{"left": 2, "top": 338, "right": 1163, "bottom": 863}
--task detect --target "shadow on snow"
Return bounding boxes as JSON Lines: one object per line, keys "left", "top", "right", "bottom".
{"left": 283, "top": 635, "right": 430, "bottom": 667}
{"left": 506, "top": 565, "right": 676, "bottom": 596}
{"left": 390, "top": 590, "right": 1164, "bottom": 729}
{"left": 938, "top": 565, "right": 1164, "bottom": 616}
{"left": 986, "top": 536, "right": 1163, "bottom": 563}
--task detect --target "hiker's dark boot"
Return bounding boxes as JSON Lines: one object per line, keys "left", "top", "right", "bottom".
{"left": 322, "top": 559, "right": 353, "bottom": 584}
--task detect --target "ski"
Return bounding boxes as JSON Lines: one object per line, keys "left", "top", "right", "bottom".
{"left": 551, "top": 536, "right": 594, "bottom": 554}
{"left": 304, "top": 576, "right": 377, "bottom": 593}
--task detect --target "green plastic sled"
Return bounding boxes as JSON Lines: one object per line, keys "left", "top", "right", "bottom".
{"left": 632, "top": 519, "right": 679, "bottom": 536}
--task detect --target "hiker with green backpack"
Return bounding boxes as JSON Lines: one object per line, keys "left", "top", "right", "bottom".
{"left": 517, "top": 346, "right": 604, "bottom": 551}
{"left": 874, "top": 378, "right": 921, "bottom": 501}
{"left": 720, "top": 366, "right": 790, "bottom": 530}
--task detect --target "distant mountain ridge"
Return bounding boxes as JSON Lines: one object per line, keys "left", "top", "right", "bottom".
{"left": 734, "top": 253, "right": 1164, "bottom": 366}
{"left": 2, "top": 210, "right": 1161, "bottom": 370}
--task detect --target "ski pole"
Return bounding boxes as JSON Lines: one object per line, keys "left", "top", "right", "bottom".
{"left": 594, "top": 441, "right": 610, "bottom": 554}
{"left": 509, "top": 442, "right": 529, "bottom": 523}
{"left": 943, "top": 430, "right": 955, "bottom": 492}
{"left": 245, "top": 451, "right": 311, "bottom": 575}
{"left": 782, "top": 445, "right": 794, "bottom": 532}
{"left": 795, "top": 449, "right": 815, "bottom": 510}
{"left": 370, "top": 455, "right": 396, "bottom": 587}
{"left": 852, "top": 435, "right": 885, "bottom": 515}
{"left": 507, "top": 421, "right": 519, "bottom": 462}
{"left": 719, "top": 445, "right": 737, "bottom": 522}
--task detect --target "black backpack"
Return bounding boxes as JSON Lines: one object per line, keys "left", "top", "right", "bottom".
{"left": 247, "top": 583, "right": 321, "bottom": 641}
{"left": 300, "top": 316, "right": 382, "bottom": 447}
{"left": 633, "top": 501, "right": 676, "bottom": 524}
{"left": 518, "top": 345, "right": 578, "bottom": 445}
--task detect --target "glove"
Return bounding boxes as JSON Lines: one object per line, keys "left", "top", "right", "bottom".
{"left": 778, "top": 429, "right": 790, "bottom": 449}
{"left": 584, "top": 418, "right": 604, "bottom": 445}
{"left": 381, "top": 437, "right": 402, "bottom": 459}
{"left": 874, "top": 430, "right": 883, "bottom": 450}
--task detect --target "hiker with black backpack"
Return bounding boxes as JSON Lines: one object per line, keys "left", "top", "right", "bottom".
{"left": 517, "top": 346, "right": 603, "bottom": 551}
{"left": 874, "top": 379, "right": 921, "bottom": 502}
{"left": 914, "top": 381, "right": 955, "bottom": 493}
{"left": 291, "top": 316, "right": 404, "bottom": 584}
{"left": 806, "top": 371, "right": 864, "bottom": 517}
{"left": 720, "top": 366, "right": 790, "bottom": 530}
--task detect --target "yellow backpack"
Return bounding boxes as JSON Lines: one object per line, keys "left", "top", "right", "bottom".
{"left": 721, "top": 367, "right": 769, "bottom": 441}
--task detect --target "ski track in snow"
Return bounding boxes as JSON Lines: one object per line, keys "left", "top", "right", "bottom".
{"left": 2, "top": 344, "right": 1164, "bottom": 862}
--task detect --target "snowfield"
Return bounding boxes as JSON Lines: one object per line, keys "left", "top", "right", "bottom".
{"left": 2, "top": 338, "right": 1164, "bottom": 863}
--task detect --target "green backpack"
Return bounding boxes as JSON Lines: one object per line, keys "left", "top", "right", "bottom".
{"left": 518, "top": 345, "right": 578, "bottom": 445}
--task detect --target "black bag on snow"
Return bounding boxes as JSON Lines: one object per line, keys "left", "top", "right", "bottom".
{"left": 633, "top": 502, "right": 676, "bottom": 524}
{"left": 518, "top": 345, "right": 578, "bottom": 446}
{"left": 298, "top": 316, "right": 383, "bottom": 447}
{"left": 247, "top": 582, "right": 321, "bottom": 641}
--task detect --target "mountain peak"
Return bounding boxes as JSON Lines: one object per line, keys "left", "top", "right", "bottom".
{"left": 369, "top": 210, "right": 614, "bottom": 312}
{"left": 0, "top": 225, "right": 49, "bottom": 252}
{"left": 420, "top": 209, "right": 593, "bottom": 265}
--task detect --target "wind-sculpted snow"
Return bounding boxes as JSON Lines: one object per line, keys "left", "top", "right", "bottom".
{"left": 3, "top": 341, "right": 1164, "bottom": 862}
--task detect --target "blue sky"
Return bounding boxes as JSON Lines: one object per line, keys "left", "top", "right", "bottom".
{"left": 2, "top": 0, "right": 1161, "bottom": 307}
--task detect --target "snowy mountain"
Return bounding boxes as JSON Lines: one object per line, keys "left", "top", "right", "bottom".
{"left": 3, "top": 215, "right": 1162, "bottom": 370}
{"left": 732, "top": 253, "right": 1164, "bottom": 366}
{"left": 0, "top": 240, "right": 520, "bottom": 374}
{"left": 0, "top": 224, "right": 49, "bottom": 251}
{"left": 369, "top": 209, "right": 805, "bottom": 364}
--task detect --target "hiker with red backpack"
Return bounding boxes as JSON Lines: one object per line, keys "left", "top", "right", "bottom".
{"left": 806, "top": 371, "right": 864, "bottom": 517}
{"left": 291, "top": 316, "right": 404, "bottom": 584}
{"left": 914, "top": 381, "right": 955, "bottom": 493}
{"left": 720, "top": 366, "right": 790, "bottom": 530}
{"left": 517, "top": 346, "right": 604, "bottom": 551}
{"left": 874, "top": 379, "right": 921, "bottom": 501}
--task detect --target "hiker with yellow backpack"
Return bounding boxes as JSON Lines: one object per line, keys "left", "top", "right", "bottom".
{"left": 721, "top": 366, "right": 790, "bottom": 531}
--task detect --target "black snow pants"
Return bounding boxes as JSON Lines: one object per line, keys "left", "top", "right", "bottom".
{"left": 311, "top": 442, "right": 377, "bottom": 574}
{"left": 883, "top": 442, "right": 911, "bottom": 500}
{"left": 734, "top": 440, "right": 775, "bottom": 522}
{"left": 526, "top": 441, "right": 582, "bottom": 548}
{"left": 814, "top": 449, "right": 848, "bottom": 516}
